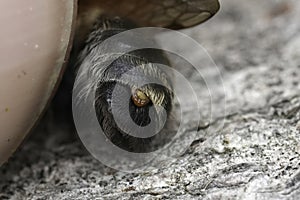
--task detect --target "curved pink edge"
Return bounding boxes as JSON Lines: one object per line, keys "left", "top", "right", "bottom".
{"left": 0, "top": 0, "right": 77, "bottom": 166}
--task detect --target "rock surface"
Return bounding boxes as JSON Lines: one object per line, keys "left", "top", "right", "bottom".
{"left": 1, "top": 0, "right": 300, "bottom": 199}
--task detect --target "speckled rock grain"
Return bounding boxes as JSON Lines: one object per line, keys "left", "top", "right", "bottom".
{"left": 1, "top": 0, "right": 300, "bottom": 199}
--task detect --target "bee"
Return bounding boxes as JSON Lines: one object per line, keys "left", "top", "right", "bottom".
{"left": 53, "top": 0, "right": 220, "bottom": 152}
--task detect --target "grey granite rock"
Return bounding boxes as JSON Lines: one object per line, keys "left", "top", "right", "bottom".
{"left": 1, "top": 0, "right": 300, "bottom": 199}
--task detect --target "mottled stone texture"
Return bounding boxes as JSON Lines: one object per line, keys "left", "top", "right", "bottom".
{"left": 1, "top": 0, "right": 300, "bottom": 199}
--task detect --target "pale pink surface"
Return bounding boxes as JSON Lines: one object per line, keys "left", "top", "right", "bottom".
{"left": 0, "top": 0, "right": 75, "bottom": 165}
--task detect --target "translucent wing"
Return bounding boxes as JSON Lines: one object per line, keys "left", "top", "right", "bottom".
{"left": 79, "top": 0, "right": 220, "bottom": 29}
